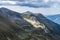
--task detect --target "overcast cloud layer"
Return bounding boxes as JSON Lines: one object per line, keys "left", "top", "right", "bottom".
{"left": 0, "top": 0, "right": 60, "bottom": 15}
{"left": 0, "top": 0, "right": 60, "bottom": 8}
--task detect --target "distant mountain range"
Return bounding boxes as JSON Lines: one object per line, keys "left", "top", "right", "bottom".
{"left": 0, "top": 7, "right": 60, "bottom": 40}
{"left": 47, "top": 14, "right": 60, "bottom": 25}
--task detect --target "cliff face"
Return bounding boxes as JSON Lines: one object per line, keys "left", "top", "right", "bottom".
{"left": 0, "top": 8, "right": 60, "bottom": 40}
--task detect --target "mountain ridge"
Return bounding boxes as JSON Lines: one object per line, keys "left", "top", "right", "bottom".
{"left": 0, "top": 7, "right": 60, "bottom": 40}
{"left": 47, "top": 14, "right": 60, "bottom": 24}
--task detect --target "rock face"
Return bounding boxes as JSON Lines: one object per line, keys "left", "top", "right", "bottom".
{"left": 0, "top": 7, "right": 60, "bottom": 40}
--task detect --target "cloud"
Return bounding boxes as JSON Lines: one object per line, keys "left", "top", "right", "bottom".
{"left": 0, "top": 1, "right": 17, "bottom": 5}
{"left": 0, "top": 0, "right": 25, "bottom": 1}
{"left": 16, "top": 0, "right": 53, "bottom": 8}
{"left": 0, "top": 0, "right": 60, "bottom": 15}
{"left": 0, "top": 0, "right": 60, "bottom": 8}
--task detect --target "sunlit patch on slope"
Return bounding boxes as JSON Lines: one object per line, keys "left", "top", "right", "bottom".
{"left": 24, "top": 18, "right": 45, "bottom": 28}
{"left": 24, "top": 18, "right": 49, "bottom": 33}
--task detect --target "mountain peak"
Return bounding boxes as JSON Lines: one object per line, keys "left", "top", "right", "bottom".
{"left": 0, "top": 7, "right": 12, "bottom": 13}
{"left": 0, "top": 7, "right": 9, "bottom": 10}
{"left": 0, "top": 7, "right": 22, "bottom": 18}
{"left": 24, "top": 11, "right": 33, "bottom": 14}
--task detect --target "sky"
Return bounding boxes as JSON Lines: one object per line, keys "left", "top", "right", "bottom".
{"left": 0, "top": 0, "right": 60, "bottom": 15}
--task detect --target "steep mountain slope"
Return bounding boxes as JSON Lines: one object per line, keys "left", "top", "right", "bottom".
{"left": 47, "top": 14, "right": 60, "bottom": 24}
{"left": 21, "top": 13, "right": 60, "bottom": 40}
{"left": 35, "top": 14, "right": 60, "bottom": 35}
{"left": 21, "top": 12, "right": 60, "bottom": 34}
{"left": 0, "top": 8, "right": 60, "bottom": 40}
{"left": 0, "top": 8, "right": 46, "bottom": 40}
